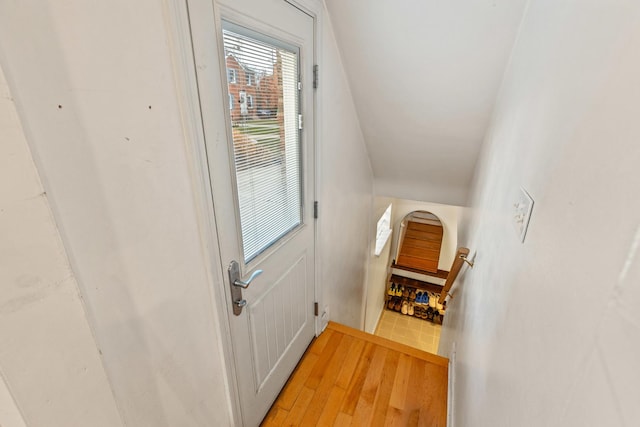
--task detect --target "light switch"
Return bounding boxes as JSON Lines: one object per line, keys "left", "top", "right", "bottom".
{"left": 513, "top": 187, "right": 534, "bottom": 242}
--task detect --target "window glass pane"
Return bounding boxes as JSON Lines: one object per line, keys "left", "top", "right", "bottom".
{"left": 223, "top": 23, "right": 302, "bottom": 263}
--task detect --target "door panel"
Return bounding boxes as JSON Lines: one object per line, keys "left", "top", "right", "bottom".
{"left": 187, "top": 1, "right": 315, "bottom": 425}
{"left": 250, "top": 254, "right": 307, "bottom": 389}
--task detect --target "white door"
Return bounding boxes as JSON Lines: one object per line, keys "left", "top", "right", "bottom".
{"left": 187, "top": 1, "right": 316, "bottom": 425}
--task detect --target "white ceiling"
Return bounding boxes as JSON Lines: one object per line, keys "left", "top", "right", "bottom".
{"left": 324, "top": 0, "right": 528, "bottom": 206}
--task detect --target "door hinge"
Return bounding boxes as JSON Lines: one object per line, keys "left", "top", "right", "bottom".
{"left": 314, "top": 201, "right": 318, "bottom": 219}
{"left": 298, "top": 114, "right": 303, "bottom": 130}
{"left": 313, "top": 64, "right": 319, "bottom": 89}
{"left": 314, "top": 302, "right": 319, "bottom": 316}
{"left": 298, "top": 81, "right": 302, "bottom": 90}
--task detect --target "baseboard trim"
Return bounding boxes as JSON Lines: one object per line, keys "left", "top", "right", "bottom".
{"left": 447, "top": 342, "right": 456, "bottom": 427}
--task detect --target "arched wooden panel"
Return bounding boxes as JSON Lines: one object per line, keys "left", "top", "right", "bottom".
{"left": 396, "top": 212, "right": 443, "bottom": 273}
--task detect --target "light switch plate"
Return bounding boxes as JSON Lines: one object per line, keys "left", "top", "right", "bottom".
{"left": 513, "top": 187, "right": 534, "bottom": 242}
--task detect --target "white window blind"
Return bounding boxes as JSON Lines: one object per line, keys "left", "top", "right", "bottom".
{"left": 223, "top": 23, "right": 302, "bottom": 263}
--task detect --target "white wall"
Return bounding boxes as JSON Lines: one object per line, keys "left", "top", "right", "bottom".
{"left": 0, "top": 64, "right": 122, "bottom": 426}
{"left": 324, "top": 0, "right": 528, "bottom": 207}
{"left": 363, "top": 196, "right": 394, "bottom": 333}
{"left": 441, "top": 0, "right": 640, "bottom": 425}
{"left": 318, "top": 7, "right": 375, "bottom": 330}
{"left": 0, "top": 2, "right": 233, "bottom": 426}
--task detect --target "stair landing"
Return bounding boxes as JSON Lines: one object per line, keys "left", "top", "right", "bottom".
{"left": 261, "top": 321, "right": 448, "bottom": 426}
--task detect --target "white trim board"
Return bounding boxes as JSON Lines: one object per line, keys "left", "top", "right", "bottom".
{"left": 447, "top": 342, "right": 457, "bottom": 427}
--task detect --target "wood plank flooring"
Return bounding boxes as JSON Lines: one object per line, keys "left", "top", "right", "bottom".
{"left": 261, "top": 321, "right": 448, "bottom": 426}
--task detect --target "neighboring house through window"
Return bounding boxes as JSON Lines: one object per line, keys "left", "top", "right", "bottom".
{"left": 246, "top": 73, "right": 253, "bottom": 86}
{"left": 239, "top": 91, "right": 248, "bottom": 115}
{"left": 227, "top": 68, "right": 237, "bottom": 84}
{"left": 247, "top": 94, "right": 254, "bottom": 109}
{"left": 229, "top": 94, "right": 234, "bottom": 110}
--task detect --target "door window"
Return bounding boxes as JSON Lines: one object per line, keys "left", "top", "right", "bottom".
{"left": 222, "top": 22, "right": 302, "bottom": 263}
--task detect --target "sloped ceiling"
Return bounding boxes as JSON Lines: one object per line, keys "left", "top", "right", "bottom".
{"left": 324, "top": 0, "right": 528, "bottom": 206}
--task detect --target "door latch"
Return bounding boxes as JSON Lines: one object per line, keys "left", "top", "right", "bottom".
{"left": 228, "top": 260, "right": 263, "bottom": 315}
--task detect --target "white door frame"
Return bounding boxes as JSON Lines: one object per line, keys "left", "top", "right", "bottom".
{"left": 161, "top": 0, "right": 326, "bottom": 424}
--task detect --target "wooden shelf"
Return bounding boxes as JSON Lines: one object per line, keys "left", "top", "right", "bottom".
{"left": 389, "top": 274, "right": 444, "bottom": 294}
{"left": 390, "top": 262, "right": 449, "bottom": 279}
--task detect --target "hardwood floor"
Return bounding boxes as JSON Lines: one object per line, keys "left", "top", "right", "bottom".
{"left": 261, "top": 322, "right": 448, "bottom": 426}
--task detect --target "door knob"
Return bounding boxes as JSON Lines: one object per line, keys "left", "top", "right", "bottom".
{"left": 228, "top": 261, "right": 263, "bottom": 315}
{"left": 233, "top": 269, "right": 263, "bottom": 289}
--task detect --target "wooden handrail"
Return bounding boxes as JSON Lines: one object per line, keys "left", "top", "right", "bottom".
{"left": 438, "top": 247, "right": 470, "bottom": 304}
